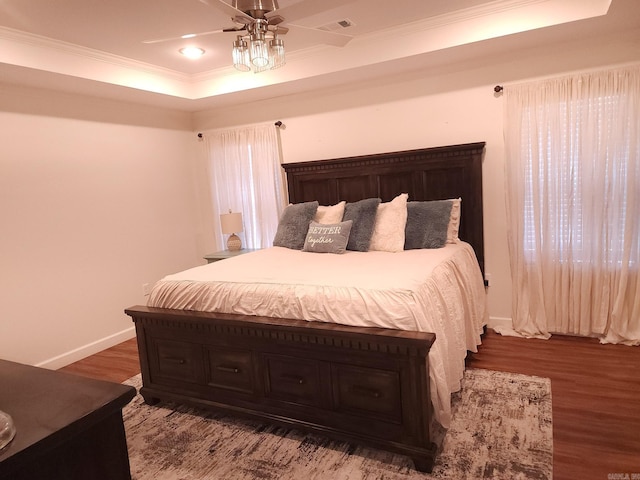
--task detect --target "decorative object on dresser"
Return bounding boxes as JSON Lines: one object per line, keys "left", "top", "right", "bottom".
{"left": 0, "top": 412, "right": 15, "bottom": 452}
{"left": 220, "top": 210, "right": 243, "bottom": 251}
{"left": 126, "top": 141, "right": 487, "bottom": 473}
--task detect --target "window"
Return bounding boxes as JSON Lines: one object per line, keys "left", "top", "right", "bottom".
{"left": 519, "top": 85, "right": 637, "bottom": 266}
{"left": 202, "top": 124, "right": 286, "bottom": 249}
{"left": 503, "top": 65, "right": 640, "bottom": 342}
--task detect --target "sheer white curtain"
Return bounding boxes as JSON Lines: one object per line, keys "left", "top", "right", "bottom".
{"left": 203, "top": 123, "right": 287, "bottom": 249}
{"left": 503, "top": 65, "right": 640, "bottom": 345}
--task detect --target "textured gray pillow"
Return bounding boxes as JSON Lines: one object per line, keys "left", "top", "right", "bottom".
{"left": 272, "top": 201, "right": 319, "bottom": 250}
{"left": 303, "top": 220, "right": 353, "bottom": 254}
{"left": 404, "top": 200, "right": 453, "bottom": 249}
{"left": 342, "top": 198, "right": 381, "bottom": 251}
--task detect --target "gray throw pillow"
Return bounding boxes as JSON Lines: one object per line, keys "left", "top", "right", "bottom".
{"left": 404, "top": 200, "right": 453, "bottom": 249}
{"left": 303, "top": 220, "right": 353, "bottom": 254}
{"left": 272, "top": 201, "right": 319, "bottom": 250}
{"left": 342, "top": 198, "right": 381, "bottom": 252}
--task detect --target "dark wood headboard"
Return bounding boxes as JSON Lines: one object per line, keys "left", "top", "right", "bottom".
{"left": 282, "top": 142, "right": 486, "bottom": 275}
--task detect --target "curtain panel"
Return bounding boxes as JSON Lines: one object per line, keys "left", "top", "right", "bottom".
{"left": 503, "top": 65, "right": 640, "bottom": 345}
{"left": 203, "top": 124, "right": 286, "bottom": 250}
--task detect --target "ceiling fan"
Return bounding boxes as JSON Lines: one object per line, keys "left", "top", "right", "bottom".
{"left": 144, "top": 0, "right": 354, "bottom": 72}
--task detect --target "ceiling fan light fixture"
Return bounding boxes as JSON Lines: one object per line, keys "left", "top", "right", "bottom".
{"left": 249, "top": 33, "right": 269, "bottom": 68}
{"left": 224, "top": 1, "right": 290, "bottom": 74}
{"left": 269, "top": 37, "right": 285, "bottom": 70}
{"left": 232, "top": 37, "right": 251, "bottom": 72}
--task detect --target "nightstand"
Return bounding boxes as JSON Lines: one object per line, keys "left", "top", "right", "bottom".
{"left": 204, "top": 248, "right": 259, "bottom": 263}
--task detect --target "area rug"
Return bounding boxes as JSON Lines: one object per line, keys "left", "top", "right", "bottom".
{"left": 122, "top": 369, "right": 552, "bottom": 479}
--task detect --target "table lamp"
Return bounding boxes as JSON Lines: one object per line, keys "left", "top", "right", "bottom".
{"left": 220, "top": 210, "right": 243, "bottom": 251}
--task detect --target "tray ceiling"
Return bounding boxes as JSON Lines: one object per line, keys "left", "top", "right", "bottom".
{"left": 0, "top": 0, "right": 635, "bottom": 110}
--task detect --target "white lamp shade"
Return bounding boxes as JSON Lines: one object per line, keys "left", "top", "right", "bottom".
{"left": 220, "top": 212, "right": 243, "bottom": 234}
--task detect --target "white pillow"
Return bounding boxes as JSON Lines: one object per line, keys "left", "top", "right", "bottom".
{"left": 369, "top": 193, "right": 408, "bottom": 252}
{"left": 314, "top": 201, "right": 346, "bottom": 224}
{"left": 447, "top": 198, "right": 462, "bottom": 243}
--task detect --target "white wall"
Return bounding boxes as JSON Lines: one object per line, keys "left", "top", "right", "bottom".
{"left": 193, "top": 29, "right": 640, "bottom": 327}
{"left": 0, "top": 85, "right": 205, "bottom": 368}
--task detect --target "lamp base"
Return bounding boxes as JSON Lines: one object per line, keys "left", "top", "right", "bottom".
{"left": 227, "top": 233, "right": 242, "bottom": 251}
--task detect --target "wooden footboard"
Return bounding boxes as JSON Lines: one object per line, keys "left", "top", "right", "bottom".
{"left": 125, "top": 305, "right": 438, "bottom": 472}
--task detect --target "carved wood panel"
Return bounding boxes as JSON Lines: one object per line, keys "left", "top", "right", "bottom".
{"left": 282, "top": 142, "right": 486, "bottom": 274}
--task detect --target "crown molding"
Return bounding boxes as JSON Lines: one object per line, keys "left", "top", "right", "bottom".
{"left": 0, "top": 26, "right": 189, "bottom": 80}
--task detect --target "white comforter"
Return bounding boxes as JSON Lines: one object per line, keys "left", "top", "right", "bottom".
{"left": 148, "top": 243, "right": 488, "bottom": 428}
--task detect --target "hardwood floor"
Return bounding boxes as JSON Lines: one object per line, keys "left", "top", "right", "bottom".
{"left": 60, "top": 330, "right": 640, "bottom": 479}
{"left": 60, "top": 337, "right": 140, "bottom": 384}
{"left": 466, "top": 330, "right": 640, "bottom": 480}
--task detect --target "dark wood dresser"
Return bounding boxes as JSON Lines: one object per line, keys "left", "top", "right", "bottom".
{"left": 0, "top": 360, "right": 136, "bottom": 480}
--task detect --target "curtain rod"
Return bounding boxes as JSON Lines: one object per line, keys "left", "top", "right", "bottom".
{"left": 494, "top": 85, "right": 503, "bottom": 93}
{"left": 197, "top": 121, "right": 284, "bottom": 138}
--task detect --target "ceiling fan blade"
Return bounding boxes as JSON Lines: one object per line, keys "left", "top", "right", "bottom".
{"left": 268, "top": 14, "right": 284, "bottom": 26}
{"left": 232, "top": 15, "right": 254, "bottom": 25}
{"left": 268, "top": 25, "right": 289, "bottom": 35}
{"left": 199, "top": 0, "right": 254, "bottom": 23}
{"left": 265, "top": 0, "right": 358, "bottom": 24}
{"left": 223, "top": 25, "right": 247, "bottom": 33}
{"left": 287, "top": 24, "right": 353, "bottom": 47}
{"left": 142, "top": 29, "right": 223, "bottom": 44}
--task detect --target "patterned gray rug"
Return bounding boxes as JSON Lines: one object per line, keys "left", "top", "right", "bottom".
{"left": 122, "top": 369, "right": 552, "bottom": 479}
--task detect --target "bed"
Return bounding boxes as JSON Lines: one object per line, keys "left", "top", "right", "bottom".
{"left": 125, "top": 141, "right": 487, "bottom": 472}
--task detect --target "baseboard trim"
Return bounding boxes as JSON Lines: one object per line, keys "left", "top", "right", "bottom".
{"left": 36, "top": 317, "right": 514, "bottom": 371}
{"left": 487, "top": 316, "right": 513, "bottom": 332}
{"left": 36, "top": 326, "right": 136, "bottom": 370}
